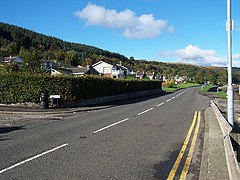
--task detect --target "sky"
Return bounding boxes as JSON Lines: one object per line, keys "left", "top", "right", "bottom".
{"left": 1, "top": 0, "right": 240, "bottom": 67}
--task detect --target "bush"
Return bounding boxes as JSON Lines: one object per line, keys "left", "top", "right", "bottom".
{"left": 0, "top": 74, "right": 162, "bottom": 104}
{"left": 163, "top": 80, "right": 175, "bottom": 88}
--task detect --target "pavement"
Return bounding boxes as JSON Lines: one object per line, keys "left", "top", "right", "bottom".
{"left": 0, "top": 104, "right": 111, "bottom": 115}
{"left": 0, "top": 100, "right": 240, "bottom": 179}
{"left": 199, "top": 101, "right": 240, "bottom": 180}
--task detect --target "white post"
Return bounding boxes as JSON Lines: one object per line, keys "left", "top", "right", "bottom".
{"left": 226, "top": 0, "right": 234, "bottom": 127}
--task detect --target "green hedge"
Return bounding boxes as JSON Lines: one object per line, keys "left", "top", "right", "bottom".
{"left": 0, "top": 74, "right": 162, "bottom": 104}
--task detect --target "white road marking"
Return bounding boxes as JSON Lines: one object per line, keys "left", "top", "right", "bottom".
{"left": 94, "top": 89, "right": 191, "bottom": 134}
{"left": 166, "top": 99, "right": 171, "bottom": 102}
{"left": 157, "top": 102, "right": 165, "bottom": 107}
{"left": 137, "top": 108, "right": 153, "bottom": 116}
{"left": 0, "top": 143, "right": 68, "bottom": 174}
{"left": 93, "top": 118, "right": 129, "bottom": 134}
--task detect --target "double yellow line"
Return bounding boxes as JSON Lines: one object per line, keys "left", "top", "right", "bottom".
{"left": 167, "top": 111, "right": 201, "bottom": 180}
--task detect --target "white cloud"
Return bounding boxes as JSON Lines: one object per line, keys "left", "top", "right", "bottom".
{"left": 74, "top": 3, "right": 172, "bottom": 39}
{"left": 232, "top": 54, "right": 240, "bottom": 67}
{"left": 160, "top": 45, "right": 228, "bottom": 67}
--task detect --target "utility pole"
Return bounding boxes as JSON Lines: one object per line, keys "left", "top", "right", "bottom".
{"left": 226, "top": 0, "right": 234, "bottom": 127}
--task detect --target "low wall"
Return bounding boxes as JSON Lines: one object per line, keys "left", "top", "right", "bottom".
{"left": 62, "top": 88, "right": 162, "bottom": 107}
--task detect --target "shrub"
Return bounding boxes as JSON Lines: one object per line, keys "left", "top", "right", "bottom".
{"left": 163, "top": 79, "right": 175, "bottom": 88}
{"left": 0, "top": 74, "right": 162, "bottom": 104}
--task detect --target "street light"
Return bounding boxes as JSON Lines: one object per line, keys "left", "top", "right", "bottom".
{"left": 226, "top": 0, "right": 234, "bottom": 128}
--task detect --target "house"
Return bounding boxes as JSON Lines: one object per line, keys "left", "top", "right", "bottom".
{"left": 147, "top": 72, "right": 156, "bottom": 80}
{"left": 70, "top": 66, "right": 100, "bottom": 76}
{"left": 49, "top": 66, "right": 100, "bottom": 76}
{"left": 42, "top": 61, "right": 99, "bottom": 76}
{"left": 112, "top": 62, "right": 129, "bottom": 79}
{"left": 129, "top": 69, "right": 136, "bottom": 75}
{"left": 135, "top": 71, "right": 157, "bottom": 80}
{"left": 154, "top": 73, "right": 162, "bottom": 80}
{"left": 92, "top": 61, "right": 113, "bottom": 78}
{"left": 162, "top": 75, "right": 168, "bottom": 81}
{"left": 42, "top": 61, "right": 69, "bottom": 76}
{"left": 0, "top": 56, "right": 23, "bottom": 64}
{"left": 136, "top": 71, "right": 147, "bottom": 79}
{"left": 174, "top": 76, "right": 187, "bottom": 83}
{"left": 49, "top": 68, "right": 72, "bottom": 76}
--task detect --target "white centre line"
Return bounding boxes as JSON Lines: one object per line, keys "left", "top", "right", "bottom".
{"left": 137, "top": 108, "right": 153, "bottom": 116}
{"left": 172, "top": 97, "right": 175, "bottom": 100}
{"left": 0, "top": 143, "right": 68, "bottom": 174}
{"left": 93, "top": 118, "right": 129, "bottom": 134}
{"left": 166, "top": 99, "right": 171, "bottom": 103}
{"left": 157, "top": 102, "right": 165, "bottom": 107}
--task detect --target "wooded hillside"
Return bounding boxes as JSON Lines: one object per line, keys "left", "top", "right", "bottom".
{"left": 1, "top": 22, "right": 239, "bottom": 85}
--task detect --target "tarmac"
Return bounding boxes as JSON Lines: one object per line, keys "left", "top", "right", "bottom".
{"left": 0, "top": 100, "right": 240, "bottom": 179}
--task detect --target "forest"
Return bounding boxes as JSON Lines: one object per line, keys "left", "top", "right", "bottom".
{"left": 1, "top": 22, "right": 239, "bottom": 85}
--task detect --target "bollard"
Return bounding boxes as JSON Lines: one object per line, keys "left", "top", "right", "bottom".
{"left": 40, "top": 92, "right": 48, "bottom": 109}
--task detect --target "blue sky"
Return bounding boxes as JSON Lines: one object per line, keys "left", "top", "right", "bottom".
{"left": 1, "top": 0, "right": 240, "bottom": 67}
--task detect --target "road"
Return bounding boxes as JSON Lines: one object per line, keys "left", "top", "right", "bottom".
{"left": 0, "top": 87, "right": 210, "bottom": 179}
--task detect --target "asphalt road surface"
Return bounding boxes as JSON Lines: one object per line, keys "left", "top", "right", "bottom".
{"left": 0, "top": 87, "right": 211, "bottom": 179}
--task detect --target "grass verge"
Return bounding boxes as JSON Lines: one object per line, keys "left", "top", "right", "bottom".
{"left": 162, "top": 83, "right": 200, "bottom": 93}
{"left": 199, "top": 85, "right": 227, "bottom": 99}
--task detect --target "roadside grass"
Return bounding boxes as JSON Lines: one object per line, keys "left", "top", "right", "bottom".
{"left": 163, "top": 83, "right": 228, "bottom": 99}
{"left": 199, "top": 85, "right": 227, "bottom": 99}
{"left": 214, "top": 91, "right": 227, "bottom": 99}
{"left": 200, "top": 85, "right": 217, "bottom": 92}
{"left": 162, "top": 83, "right": 200, "bottom": 93}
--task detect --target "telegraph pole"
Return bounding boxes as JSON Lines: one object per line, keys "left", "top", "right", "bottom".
{"left": 226, "top": 0, "right": 234, "bottom": 127}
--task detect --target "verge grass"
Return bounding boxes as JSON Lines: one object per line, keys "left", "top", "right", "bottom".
{"left": 199, "top": 85, "right": 227, "bottom": 99}
{"left": 162, "top": 83, "right": 200, "bottom": 93}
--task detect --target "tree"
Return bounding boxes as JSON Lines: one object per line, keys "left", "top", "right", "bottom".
{"left": 217, "top": 70, "right": 227, "bottom": 85}
{"left": 130, "top": 56, "right": 135, "bottom": 60}
{"left": 54, "top": 49, "right": 65, "bottom": 62}
{"left": 20, "top": 48, "right": 41, "bottom": 73}
{"left": 65, "top": 50, "right": 77, "bottom": 66}
{"left": 194, "top": 69, "right": 205, "bottom": 83}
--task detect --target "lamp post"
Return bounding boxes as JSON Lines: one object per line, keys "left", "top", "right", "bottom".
{"left": 226, "top": 0, "right": 234, "bottom": 127}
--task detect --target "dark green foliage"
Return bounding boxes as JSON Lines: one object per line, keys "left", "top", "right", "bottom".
{"left": 0, "top": 22, "right": 128, "bottom": 66}
{"left": 0, "top": 74, "right": 161, "bottom": 104}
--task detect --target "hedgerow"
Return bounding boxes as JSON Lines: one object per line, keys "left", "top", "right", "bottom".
{"left": 0, "top": 74, "right": 162, "bottom": 104}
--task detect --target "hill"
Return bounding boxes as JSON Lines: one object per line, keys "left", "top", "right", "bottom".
{"left": 0, "top": 22, "right": 238, "bottom": 85}
{"left": 0, "top": 22, "right": 128, "bottom": 66}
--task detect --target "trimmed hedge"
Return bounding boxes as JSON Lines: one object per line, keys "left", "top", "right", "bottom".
{"left": 0, "top": 74, "right": 162, "bottom": 104}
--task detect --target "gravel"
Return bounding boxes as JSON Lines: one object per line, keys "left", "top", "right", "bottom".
{"left": 0, "top": 114, "right": 55, "bottom": 126}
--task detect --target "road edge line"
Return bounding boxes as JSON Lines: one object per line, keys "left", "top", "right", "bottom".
{"left": 167, "top": 111, "right": 198, "bottom": 180}
{"left": 180, "top": 111, "right": 201, "bottom": 179}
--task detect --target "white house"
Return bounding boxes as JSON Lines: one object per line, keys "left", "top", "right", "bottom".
{"left": 92, "top": 61, "right": 113, "bottom": 78}
{"left": 162, "top": 75, "right": 168, "bottom": 81}
{"left": 174, "top": 75, "right": 187, "bottom": 83}
{"left": 112, "top": 63, "right": 129, "bottom": 79}
{"left": 136, "top": 71, "right": 147, "bottom": 79}
{"left": 147, "top": 72, "right": 155, "bottom": 80}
